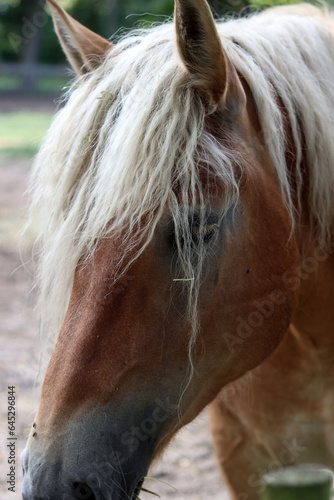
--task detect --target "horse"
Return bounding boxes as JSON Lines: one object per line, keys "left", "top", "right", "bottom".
{"left": 21, "top": 0, "right": 334, "bottom": 498}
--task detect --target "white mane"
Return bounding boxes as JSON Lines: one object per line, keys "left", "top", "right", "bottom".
{"left": 30, "top": 3, "right": 334, "bottom": 345}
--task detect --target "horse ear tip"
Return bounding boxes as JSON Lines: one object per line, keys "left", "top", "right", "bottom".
{"left": 47, "top": 0, "right": 64, "bottom": 13}
{"left": 46, "top": 0, "right": 60, "bottom": 14}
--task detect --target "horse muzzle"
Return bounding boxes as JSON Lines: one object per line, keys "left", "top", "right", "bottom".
{"left": 20, "top": 420, "right": 154, "bottom": 499}
{"left": 20, "top": 398, "right": 177, "bottom": 500}
{"left": 21, "top": 444, "right": 147, "bottom": 500}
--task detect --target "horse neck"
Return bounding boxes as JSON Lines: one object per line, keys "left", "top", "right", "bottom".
{"left": 244, "top": 75, "right": 334, "bottom": 349}
{"left": 286, "top": 117, "right": 334, "bottom": 351}
{"left": 291, "top": 221, "right": 334, "bottom": 352}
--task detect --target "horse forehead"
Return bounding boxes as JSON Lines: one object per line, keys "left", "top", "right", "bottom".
{"left": 72, "top": 231, "right": 167, "bottom": 303}
{"left": 73, "top": 241, "right": 120, "bottom": 291}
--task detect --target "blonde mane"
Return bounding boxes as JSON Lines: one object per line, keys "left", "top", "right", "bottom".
{"left": 31, "top": 4, "right": 334, "bottom": 350}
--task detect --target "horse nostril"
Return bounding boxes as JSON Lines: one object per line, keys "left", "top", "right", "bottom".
{"left": 73, "top": 482, "right": 96, "bottom": 500}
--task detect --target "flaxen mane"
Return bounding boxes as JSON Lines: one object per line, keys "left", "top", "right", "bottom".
{"left": 30, "top": 4, "right": 334, "bottom": 354}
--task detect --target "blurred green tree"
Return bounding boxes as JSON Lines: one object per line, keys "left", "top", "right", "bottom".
{"left": 0, "top": 0, "right": 331, "bottom": 65}
{"left": 250, "top": 0, "right": 301, "bottom": 6}
{"left": 0, "top": 0, "right": 251, "bottom": 64}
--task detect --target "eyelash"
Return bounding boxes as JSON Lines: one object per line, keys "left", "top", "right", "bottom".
{"left": 190, "top": 222, "right": 219, "bottom": 245}
{"left": 168, "top": 217, "right": 220, "bottom": 250}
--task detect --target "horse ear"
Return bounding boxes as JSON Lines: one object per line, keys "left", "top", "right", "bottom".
{"left": 47, "top": 0, "right": 113, "bottom": 74}
{"left": 174, "top": 0, "right": 241, "bottom": 110}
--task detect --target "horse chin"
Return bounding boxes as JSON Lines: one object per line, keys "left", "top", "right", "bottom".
{"left": 74, "top": 480, "right": 144, "bottom": 500}
{"left": 133, "top": 477, "right": 145, "bottom": 499}
{"left": 21, "top": 470, "right": 144, "bottom": 500}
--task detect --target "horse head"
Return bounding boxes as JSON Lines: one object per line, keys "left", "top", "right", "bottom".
{"left": 21, "top": 0, "right": 300, "bottom": 498}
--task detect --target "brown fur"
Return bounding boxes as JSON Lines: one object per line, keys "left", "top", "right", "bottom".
{"left": 47, "top": 0, "right": 113, "bottom": 74}
{"left": 22, "top": 1, "right": 334, "bottom": 499}
{"left": 175, "top": 0, "right": 245, "bottom": 111}
{"left": 209, "top": 83, "right": 334, "bottom": 500}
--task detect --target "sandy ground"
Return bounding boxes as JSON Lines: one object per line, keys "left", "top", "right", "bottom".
{"left": 0, "top": 102, "right": 230, "bottom": 499}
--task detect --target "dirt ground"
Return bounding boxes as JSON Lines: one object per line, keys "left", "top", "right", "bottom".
{"left": 0, "top": 100, "right": 230, "bottom": 499}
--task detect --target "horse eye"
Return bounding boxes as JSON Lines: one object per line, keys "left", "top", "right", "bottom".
{"left": 167, "top": 216, "right": 220, "bottom": 251}
{"left": 191, "top": 222, "right": 219, "bottom": 245}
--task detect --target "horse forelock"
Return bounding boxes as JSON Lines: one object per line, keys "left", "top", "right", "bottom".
{"left": 30, "top": 5, "right": 334, "bottom": 349}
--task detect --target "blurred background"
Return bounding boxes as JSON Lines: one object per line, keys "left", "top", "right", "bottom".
{"left": 0, "top": 0, "right": 327, "bottom": 97}
{"left": 0, "top": 0, "right": 333, "bottom": 498}
{"left": 0, "top": 0, "right": 330, "bottom": 159}
{"left": 1, "top": 0, "right": 333, "bottom": 130}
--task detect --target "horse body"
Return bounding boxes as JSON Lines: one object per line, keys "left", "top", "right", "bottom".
{"left": 21, "top": 1, "right": 334, "bottom": 499}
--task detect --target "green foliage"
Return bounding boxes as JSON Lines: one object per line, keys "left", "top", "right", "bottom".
{"left": 0, "top": 1, "right": 23, "bottom": 61}
{"left": 0, "top": 0, "right": 20, "bottom": 8}
{"left": 0, "top": 75, "right": 20, "bottom": 91}
{"left": 118, "top": 0, "right": 174, "bottom": 29}
{"left": 251, "top": 0, "right": 302, "bottom": 7}
{"left": 67, "top": 0, "right": 112, "bottom": 38}
{"left": 0, "top": 0, "right": 250, "bottom": 65}
{"left": 39, "top": 16, "right": 67, "bottom": 64}
{"left": 0, "top": 110, "right": 54, "bottom": 161}
{"left": 0, "top": 0, "right": 333, "bottom": 66}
